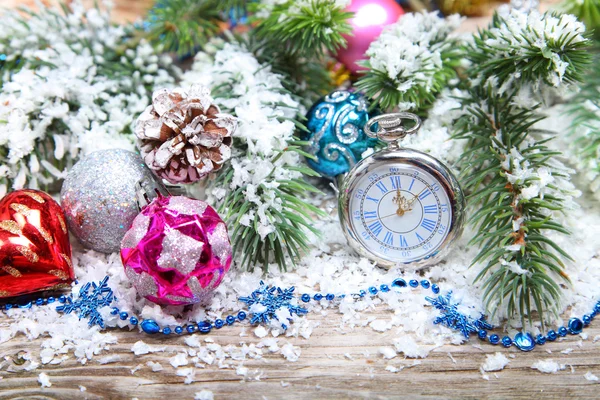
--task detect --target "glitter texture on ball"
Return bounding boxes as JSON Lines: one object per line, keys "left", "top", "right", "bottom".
{"left": 60, "top": 149, "right": 158, "bottom": 254}
{"left": 120, "top": 195, "right": 232, "bottom": 306}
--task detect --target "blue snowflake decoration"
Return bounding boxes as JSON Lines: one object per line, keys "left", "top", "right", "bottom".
{"left": 239, "top": 281, "right": 307, "bottom": 330}
{"left": 56, "top": 276, "right": 115, "bottom": 328}
{"left": 425, "top": 292, "right": 493, "bottom": 339}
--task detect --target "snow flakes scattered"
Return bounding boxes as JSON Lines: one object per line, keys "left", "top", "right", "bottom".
{"left": 38, "top": 372, "right": 51, "bottom": 388}
{"left": 130, "top": 364, "right": 143, "bottom": 374}
{"left": 481, "top": 352, "right": 510, "bottom": 372}
{"left": 254, "top": 326, "right": 269, "bottom": 338}
{"left": 177, "top": 367, "right": 196, "bottom": 384}
{"left": 131, "top": 341, "right": 166, "bottom": 356}
{"left": 195, "top": 390, "right": 215, "bottom": 400}
{"left": 379, "top": 347, "right": 397, "bottom": 360}
{"left": 393, "top": 336, "right": 429, "bottom": 359}
{"left": 531, "top": 359, "right": 566, "bottom": 374}
{"left": 585, "top": 372, "right": 599, "bottom": 382}
{"left": 281, "top": 343, "right": 301, "bottom": 362}
{"left": 147, "top": 361, "right": 163, "bottom": 372}
{"left": 170, "top": 353, "right": 189, "bottom": 368}
{"left": 370, "top": 319, "right": 392, "bottom": 332}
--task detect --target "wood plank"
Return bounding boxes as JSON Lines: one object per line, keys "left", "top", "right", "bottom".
{"left": 1, "top": 307, "right": 599, "bottom": 399}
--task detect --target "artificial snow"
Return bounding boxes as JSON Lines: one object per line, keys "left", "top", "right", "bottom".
{"left": 481, "top": 352, "right": 510, "bottom": 372}
{"left": 281, "top": 343, "right": 301, "bottom": 362}
{"left": 38, "top": 373, "right": 51, "bottom": 388}
{"left": 254, "top": 326, "right": 268, "bottom": 338}
{"left": 131, "top": 341, "right": 166, "bottom": 356}
{"left": 379, "top": 347, "right": 397, "bottom": 360}
{"left": 584, "top": 372, "right": 599, "bottom": 382}
{"left": 195, "top": 390, "right": 214, "bottom": 400}
{"left": 147, "top": 361, "right": 163, "bottom": 372}
{"left": 393, "top": 336, "right": 429, "bottom": 358}
{"left": 531, "top": 359, "right": 566, "bottom": 374}
{"left": 170, "top": 353, "right": 189, "bottom": 368}
{"left": 177, "top": 367, "right": 196, "bottom": 384}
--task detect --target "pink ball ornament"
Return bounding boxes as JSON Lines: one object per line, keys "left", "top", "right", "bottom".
{"left": 337, "top": 0, "right": 405, "bottom": 74}
{"left": 120, "top": 195, "right": 232, "bottom": 306}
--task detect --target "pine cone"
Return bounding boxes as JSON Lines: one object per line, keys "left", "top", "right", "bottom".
{"left": 135, "top": 85, "right": 237, "bottom": 184}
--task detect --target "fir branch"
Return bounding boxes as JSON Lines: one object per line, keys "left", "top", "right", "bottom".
{"left": 454, "top": 89, "right": 575, "bottom": 328}
{"left": 466, "top": 9, "right": 591, "bottom": 94}
{"left": 565, "top": 49, "right": 600, "bottom": 197}
{"left": 145, "top": 0, "right": 225, "bottom": 57}
{"left": 0, "top": 1, "right": 176, "bottom": 194}
{"left": 244, "top": 35, "right": 337, "bottom": 106}
{"left": 355, "top": 12, "right": 463, "bottom": 113}
{"left": 213, "top": 144, "right": 326, "bottom": 270}
{"left": 251, "top": 0, "right": 353, "bottom": 59}
{"left": 181, "top": 43, "right": 325, "bottom": 271}
{"left": 558, "top": 0, "right": 600, "bottom": 37}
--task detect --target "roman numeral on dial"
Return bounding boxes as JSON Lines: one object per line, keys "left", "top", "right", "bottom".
{"left": 423, "top": 205, "right": 437, "bottom": 214}
{"left": 398, "top": 235, "right": 408, "bottom": 247}
{"left": 368, "top": 220, "right": 383, "bottom": 236}
{"left": 384, "top": 231, "right": 393, "bottom": 245}
{"left": 421, "top": 218, "right": 436, "bottom": 232}
{"left": 390, "top": 176, "right": 401, "bottom": 189}
{"left": 375, "top": 181, "right": 388, "bottom": 194}
{"left": 364, "top": 211, "right": 377, "bottom": 219}
{"left": 419, "top": 189, "right": 431, "bottom": 200}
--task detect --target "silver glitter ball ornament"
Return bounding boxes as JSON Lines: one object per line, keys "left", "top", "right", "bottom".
{"left": 60, "top": 149, "right": 158, "bottom": 253}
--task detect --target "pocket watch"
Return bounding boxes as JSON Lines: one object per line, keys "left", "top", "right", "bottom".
{"left": 338, "top": 113, "right": 465, "bottom": 269}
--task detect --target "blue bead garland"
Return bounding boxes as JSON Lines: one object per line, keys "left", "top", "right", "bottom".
{"left": 2, "top": 276, "right": 599, "bottom": 353}
{"left": 513, "top": 332, "right": 535, "bottom": 351}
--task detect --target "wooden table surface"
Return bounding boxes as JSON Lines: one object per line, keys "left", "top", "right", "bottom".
{"left": 1, "top": 0, "right": 597, "bottom": 399}
{"left": 1, "top": 307, "right": 599, "bottom": 399}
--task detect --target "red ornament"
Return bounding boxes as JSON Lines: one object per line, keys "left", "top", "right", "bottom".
{"left": 0, "top": 190, "right": 74, "bottom": 298}
{"left": 336, "top": 0, "right": 404, "bottom": 74}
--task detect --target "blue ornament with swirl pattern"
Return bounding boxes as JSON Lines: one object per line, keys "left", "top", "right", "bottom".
{"left": 304, "top": 90, "right": 379, "bottom": 179}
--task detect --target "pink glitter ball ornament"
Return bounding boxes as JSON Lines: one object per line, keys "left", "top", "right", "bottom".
{"left": 120, "top": 195, "right": 232, "bottom": 306}
{"left": 336, "top": 0, "right": 404, "bottom": 74}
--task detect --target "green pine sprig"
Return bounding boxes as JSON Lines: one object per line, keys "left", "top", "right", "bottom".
{"left": 199, "top": 49, "right": 328, "bottom": 271}
{"left": 251, "top": 0, "right": 353, "bottom": 59}
{"left": 466, "top": 11, "right": 591, "bottom": 92}
{"left": 454, "top": 88, "right": 573, "bottom": 328}
{"left": 212, "top": 144, "right": 326, "bottom": 270}
{"left": 558, "top": 0, "right": 600, "bottom": 37}
{"left": 355, "top": 53, "right": 460, "bottom": 113}
{"left": 565, "top": 48, "right": 600, "bottom": 195}
{"left": 244, "top": 34, "right": 338, "bottom": 106}
{"left": 144, "top": 0, "right": 226, "bottom": 57}
{"left": 355, "top": 12, "right": 463, "bottom": 113}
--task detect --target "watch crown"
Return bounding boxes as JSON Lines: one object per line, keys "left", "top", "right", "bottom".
{"left": 364, "top": 113, "right": 422, "bottom": 144}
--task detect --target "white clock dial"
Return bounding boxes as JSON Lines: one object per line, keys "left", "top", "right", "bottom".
{"left": 348, "top": 163, "right": 452, "bottom": 264}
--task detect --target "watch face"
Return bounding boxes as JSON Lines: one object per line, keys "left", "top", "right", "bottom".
{"left": 348, "top": 163, "right": 453, "bottom": 264}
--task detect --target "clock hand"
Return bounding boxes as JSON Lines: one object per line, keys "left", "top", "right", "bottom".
{"left": 408, "top": 187, "right": 427, "bottom": 206}
{"left": 392, "top": 188, "right": 404, "bottom": 216}
{"left": 380, "top": 212, "right": 399, "bottom": 220}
